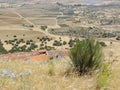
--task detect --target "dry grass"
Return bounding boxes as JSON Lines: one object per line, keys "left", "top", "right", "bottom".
{"left": 109, "top": 60, "right": 120, "bottom": 90}
{"left": 0, "top": 57, "right": 96, "bottom": 90}
{"left": 0, "top": 40, "right": 119, "bottom": 90}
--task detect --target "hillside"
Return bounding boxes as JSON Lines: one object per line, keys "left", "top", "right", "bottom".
{"left": 0, "top": 0, "right": 120, "bottom": 90}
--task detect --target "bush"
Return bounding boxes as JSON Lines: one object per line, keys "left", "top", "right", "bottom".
{"left": 69, "top": 38, "right": 103, "bottom": 75}
{"left": 97, "top": 63, "right": 111, "bottom": 89}
{"left": 41, "top": 26, "right": 47, "bottom": 31}
{"left": 99, "top": 41, "right": 107, "bottom": 47}
{"left": 26, "top": 40, "right": 31, "bottom": 45}
{"left": 116, "top": 36, "right": 120, "bottom": 40}
{"left": 0, "top": 41, "right": 7, "bottom": 54}
{"left": 63, "top": 41, "right": 67, "bottom": 45}
{"left": 48, "top": 58, "right": 55, "bottom": 76}
{"left": 44, "top": 46, "right": 55, "bottom": 50}
{"left": 29, "top": 43, "right": 38, "bottom": 50}
{"left": 13, "top": 35, "right": 17, "bottom": 38}
{"left": 102, "top": 32, "right": 116, "bottom": 38}
{"left": 68, "top": 39, "right": 75, "bottom": 47}
{"left": 53, "top": 40, "right": 62, "bottom": 46}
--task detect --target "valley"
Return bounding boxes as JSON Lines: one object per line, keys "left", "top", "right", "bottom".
{"left": 0, "top": 0, "right": 120, "bottom": 90}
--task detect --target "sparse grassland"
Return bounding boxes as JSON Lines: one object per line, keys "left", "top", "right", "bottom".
{"left": 0, "top": 1, "right": 120, "bottom": 90}
{"left": 0, "top": 58, "right": 96, "bottom": 90}
{"left": 0, "top": 55, "right": 119, "bottom": 90}
{"left": 0, "top": 39, "right": 119, "bottom": 90}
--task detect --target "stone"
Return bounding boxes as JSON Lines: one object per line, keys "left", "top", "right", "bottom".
{"left": 18, "top": 69, "right": 32, "bottom": 77}
{"left": 0, "top": 69, "right": 16, "bottom": 79}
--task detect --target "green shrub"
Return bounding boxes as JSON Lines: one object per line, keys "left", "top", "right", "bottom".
{"left": 0, "top": 41, "right": 7, "bottom": 54}
{"left": 63, "top": 41, "right": 67, "bottom": 45}
{"left": 41, "top": 26, "right": 47, "bottom": 31}
{"left": 116, "top": 36, "right": 120, "bottom": 40}
{"left": 26, "top": 40, "right": 31, "bottom": 45}
{"left": 97, "top": 63, "right": 111, "bottom": 89}
{"left": 13, "top": 35, "right": 17, "bottom": 38}
{"left": 69, "top": 38, "right": 103, "bottom": 75}
{"left": 99, "top": 41, "right": 107, "bottom": 47}
{"left": 44, "top": 46, "right": 55, "bottom": 50}
{"left": 40, "top": 43, "right": 44, "bottom": 47}
{"left": 29, "top": 43, "right": 38, "bottom": 50}
{"left": 53, "top": 40, "right": 62, "bottom": 46}
{"left": 68, "top": 39, "right": 75, "bottom": 47}
{"left": 48, "top": 58, "right": 55, "bottom": 76}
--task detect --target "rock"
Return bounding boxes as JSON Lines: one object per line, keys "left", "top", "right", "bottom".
{"left": 0, "top": 69, "right": 16, "bottom": 79}
{"left": 18, "top": 69, "right": 32, "bottom": 77}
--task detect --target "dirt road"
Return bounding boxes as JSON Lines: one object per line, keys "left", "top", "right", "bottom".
{"left": 10, "top": 8, "right": 70, "bottom": 40}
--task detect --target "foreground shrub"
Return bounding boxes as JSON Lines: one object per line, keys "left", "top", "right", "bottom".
{"left": 69, "top": 38, "right": 103, "bottom": 75}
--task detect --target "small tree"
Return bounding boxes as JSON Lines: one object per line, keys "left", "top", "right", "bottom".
{"left": 69, "top": 38, "right": 103, "bottom": 75}
{"left": 99, "top": 41, "right": 107, "bottom": 47}
{"left": 53, "top": 40, "right": 62, "bottom": 46}
{"left": 116, "top": 36, "right": 120, "bottom": 40}
{"left": 41, "top": 26, "right": 47, "bottom": 31}
{"left": 63, "top": 41, "right": 67, "bottom": 45}
{"left": 13, "top": 35, "right": 17, "bottom": 38}
{"left": 0, "top": 41, "right": 7, "bottom": 54}
{"left": 68, "top": 39, "right": 74, "bottom": 47}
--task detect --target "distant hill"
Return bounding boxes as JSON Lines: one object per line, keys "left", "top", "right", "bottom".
{"left": 0, "top": 0, "right": 119, "bottom": 5}
{"left": 0, "top": 0, "right": 31, "bottom": 3}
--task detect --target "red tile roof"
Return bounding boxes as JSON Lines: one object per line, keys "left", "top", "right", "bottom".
{"left": 30, "top": 54, "right": 51, "bottom": 61}
{"left": 0, "top": 50, "right": 69, "bottom": 61}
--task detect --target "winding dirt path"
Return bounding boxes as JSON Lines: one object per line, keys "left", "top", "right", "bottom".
{"left": 10, "top": 8, "right": 70, "bottom": 40}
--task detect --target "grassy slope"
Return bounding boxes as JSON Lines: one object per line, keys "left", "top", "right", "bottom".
{"left": 0, "top": 58, "right": 96, "bottom": 90}
{"left": 0, "top": 40, "right": 119, "bottom": 90}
